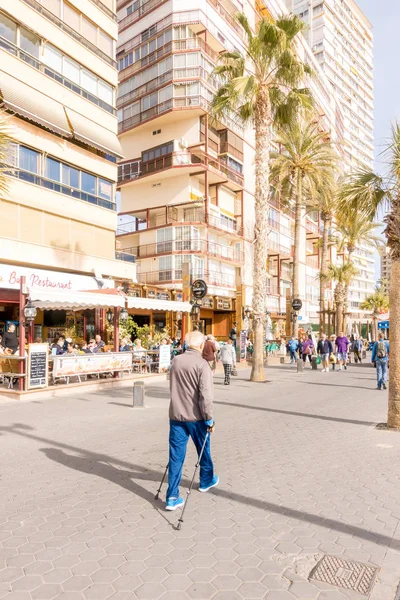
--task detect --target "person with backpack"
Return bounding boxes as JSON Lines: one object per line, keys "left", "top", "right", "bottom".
{"left": 371, "top": 333, "right": 390, "bottom": 390}
{"left": 288, "top": 336, "right": 299, "bottom": 364}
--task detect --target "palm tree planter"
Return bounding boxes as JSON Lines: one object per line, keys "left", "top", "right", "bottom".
{"left": 271, "top": 118, "right": 336, "bottom": 336}
{"left": 211, "top": 13, "right": 312, "bottom": 381}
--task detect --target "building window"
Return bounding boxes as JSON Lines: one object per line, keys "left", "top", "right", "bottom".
{"left": 62, "top": 164, "right": 80, "bottom": 188}
{"left": 81, "top": 171, "right": 96, "bottom": 195}
{"left": 45, "top": 157, "right": 61, "bottom": 181}
{"left": 19, "top": 146, "right": 40, "bottom": 173}
{"left": 0, "top": 13, "right": 16, "bottom": 44}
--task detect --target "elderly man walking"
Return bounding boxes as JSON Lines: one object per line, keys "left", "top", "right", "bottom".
{"left": 166, "top": 331, "right": 219, "bottom": 511}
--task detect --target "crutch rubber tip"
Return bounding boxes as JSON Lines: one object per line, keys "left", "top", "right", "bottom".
{"left": 155, "top": 493, "right": 159, "bottom": 500}
{"left": 177, "top": 521, "right": 182, "bottom": 530}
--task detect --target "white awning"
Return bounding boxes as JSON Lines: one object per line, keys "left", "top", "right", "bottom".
{"left": 127, "top": 297, "right": 192, "bottom": 312}
{"left": 30, "top": 290, "right": 125, "bottom": 310}
{"left": 0, "top": 70, "right": 71, "bottom": 137}
{"left": 66, "top": 108, "right": 123, "bottom": 158}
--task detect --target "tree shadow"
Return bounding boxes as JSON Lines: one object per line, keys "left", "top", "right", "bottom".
{"left": 214, "top": 401, "right": 376, "bottom": 427}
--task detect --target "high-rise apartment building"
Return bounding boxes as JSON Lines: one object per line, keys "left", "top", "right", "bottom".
{"left": 379, "top": 247, "right": 391, "bottom": 293}
{"left": 285, "top": 0, "right": 376, "bottom": 322}
{"left": 0, "top": 0, "right": 136, "bottom": 340}
{"left": 116, "top": 0, "right": 348, "bottom": 337}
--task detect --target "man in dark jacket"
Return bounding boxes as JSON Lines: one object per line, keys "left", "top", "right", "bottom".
{"left": 166, "top": 330, "right": 218, "bottom": 511}
{"left": 317, "top": 333, "right": 333, "bottom": 372}
{"left": 3, "top": 324, "right": 18, "bottom": 354}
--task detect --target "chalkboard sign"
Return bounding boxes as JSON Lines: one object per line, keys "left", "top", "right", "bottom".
{"left": 27, "top": 343, "right": 49, "bottom": 390}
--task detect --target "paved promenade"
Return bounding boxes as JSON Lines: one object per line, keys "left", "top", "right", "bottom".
{"left": 0, "top": 362, "right": 400, "bottom": 599}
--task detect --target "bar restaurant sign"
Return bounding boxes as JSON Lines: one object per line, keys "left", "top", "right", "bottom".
{"left": 27, "top": 343, "right": 49, "bottom": 390}
{"left": 0, "top": 265, "right": 114, "bottom": 291}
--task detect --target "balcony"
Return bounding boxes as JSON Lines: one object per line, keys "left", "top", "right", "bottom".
{"left": 219, "top": 142, "right": 244, "bottom": 162}
{"left": 118, "top": 95, "right": 244, "bottom": 136}
{"left": 267, "top": 240, "right": 292, "bottom": 257}
{"left": 118, "top": 0, "right": 166, "bottom": 29}
{"left": 207, "top": 0, "right": 243, "bottom": 38}
{"left": 305, "top": 219, "right": 320, "bottom": 235}
{"left": 118, "top": 67, "right": 218, "bottom": 109}
{"left": 115, "top": 250, "right": 136, "bottom": 263}
{"left": 138, "top": 270, "right": 235, "bottom": 288}
{"left": 118, "top": 151, "right": 244, "bottom": 189}
{"left": 306, "top": 255, "right": 319, "bottom": 269}
{"left": 117, "top": 208, "right": 243, "bottom": 237}
{"left": 120, "top": 239, "right": 243, "bottom": 262}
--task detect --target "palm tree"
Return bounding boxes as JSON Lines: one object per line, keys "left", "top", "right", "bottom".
{"left": 333, "top": 210, "right": 382, "bottom": 326}
{"left": 0, "top": 112, "right": 12, "bottom": 197}
{"left": 361, "top": 287, "right": 390, "bottom": 342}
{"left": 321, "top": 262, "right": 359, "bottom": 333}
{"left": 211, "top": 14, "right": 313, "bottom": 382}
{"left": 271, "top": 118, "right": 336, "bottom": 336}
{"left": 337, "top": 123, "right": 400, "bottom": 427}
{"left": 316, "top": 185, "right": 337, "bottom": 333}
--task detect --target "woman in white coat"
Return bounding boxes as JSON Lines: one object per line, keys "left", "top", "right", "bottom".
{"left": 220, "top": 339, "right": 237, "bottom": 385}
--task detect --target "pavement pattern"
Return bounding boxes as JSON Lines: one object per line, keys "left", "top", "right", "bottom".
{"left": 0, "top": 361, "right": 400, "bottom": 600}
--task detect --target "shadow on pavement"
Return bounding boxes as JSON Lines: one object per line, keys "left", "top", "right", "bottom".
{"left": 214, "top": 400, "right": 376, "bottom": 427}
{"left": 1, "top": 422, "right": 396, "bottom": 549}
{"left": 293, "top": 381, "right": 377, "bottom": 391}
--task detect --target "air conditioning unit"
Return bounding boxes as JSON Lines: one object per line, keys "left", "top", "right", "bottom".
{"left": 179, "top": 137, "right": 188, "bottom": 149}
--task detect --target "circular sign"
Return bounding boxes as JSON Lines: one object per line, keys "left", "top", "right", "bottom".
{"left": 192, "top": 279, "right": 208, "bottom": 299}
{"left": 292, "top": 298, "right": 302, "bottom": 311}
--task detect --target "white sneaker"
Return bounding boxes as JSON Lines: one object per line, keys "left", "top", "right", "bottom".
{"left": 321, "top": 368, "right": 326, "bottom": 372}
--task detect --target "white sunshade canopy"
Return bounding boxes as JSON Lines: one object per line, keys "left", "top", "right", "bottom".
{"left": 30, "top": 290, "right": 126, "bottom": 310}
{"left": 127, "top": 297, "right": 192, "bottom": 313}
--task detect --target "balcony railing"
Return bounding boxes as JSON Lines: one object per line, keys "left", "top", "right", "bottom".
{"left": 306, "top": 255, "right": 319, "bottom": 269}
{"left": 118, "top": 0, "right": 167, "bottom": 29}
{"left": 118, "top": 67, "right": 218, "bottom": 108}
{"left": 115, "top": 250, "right": 136, "bottom": 263}
{"left": 0, "top": 36, "right": 116, "bottom": 115}
{"left": 21, "top": 0, "right": 116, "bottom": 66}
{"left": 267, "top": 240, "right": 292, "bottom": 256}
{"left": 120, "top": 240, "right": 243, "bottom": 262}
{"left": 207, "top": 0, "right": 243, "bottom": 37}
{"left": 305, "top": 219, "right": 320, "bottom": 235}
{"left": 118, "top": 95, "right": 244, "bottom": 136}
{"left": 138, "top": 270, "right": 236, "bottom": 287}
{"left": 89, "top": 0, "right": 117, "bottom": 20}
{"left": 117, "top": 209, "right": 242, "bottom": 236}
{"left": 219, "top": 142, "right": 244, "bottom": 162}
{"left": 118, "top": 151, "right": 244, "bottom": 188}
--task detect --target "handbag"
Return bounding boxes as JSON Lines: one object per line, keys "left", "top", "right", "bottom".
{"left": 316, "top": 356, "right": 322, "bottom": 365}
{"left": 329, "top": 353, "right": 337, "bottom": 364}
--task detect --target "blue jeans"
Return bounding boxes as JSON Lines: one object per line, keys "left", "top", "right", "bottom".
{"left": 167, "top": 420, "right": 214, "bottom": 501}
{"left": 376, "top": 359, "right": 388, "bottom": 389}
{"left": 289, "top": 350, "right": 297, "bottom": 362}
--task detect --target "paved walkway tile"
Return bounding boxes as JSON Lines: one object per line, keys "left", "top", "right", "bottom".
{"left": 0, "top": 363, "right": 399, "bottom": 598}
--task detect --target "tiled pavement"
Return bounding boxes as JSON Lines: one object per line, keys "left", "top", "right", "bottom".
{"left": 0, "top": 362, "right": 400, "bottom": 599}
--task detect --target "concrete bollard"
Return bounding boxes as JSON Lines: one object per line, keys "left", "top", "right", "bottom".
{"left": 133, "top": 380, "right": 145, "bottom": 408}
{"left": 297, "top": 359, "right": 303, "bottom": 373}
{"left": 311, "top": 356, "right": 318, "bottom": 370}
{"left": 280, "top": 356, "right": 285, "bottom": 364}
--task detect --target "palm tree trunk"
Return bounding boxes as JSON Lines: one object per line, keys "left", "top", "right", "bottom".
{"left": 336, "top": 300, "right": 343, "bottom": 333}
{"left": 372, "top": 314, "right": 378, "bottom": 341}
{"left": 292, "top": 174, "right": 302, "bottom": 337}
{"left": 250, "top": 91, "right": 271, "bottom": 383}
{"left": 388, "top": 259, "right": 400, "bottom": 427}
{"left": 343, "top": 251, "right": 353, "bottom": 333}
{"left": 319, "top": 216, "right": 330, "bottom": 333}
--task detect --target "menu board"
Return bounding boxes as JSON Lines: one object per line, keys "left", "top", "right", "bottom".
{"left": 159, "top": 345, "right": 171, "bottom": 373}
{"left": 28, "top": 343, "right": 49, "bottom": 389}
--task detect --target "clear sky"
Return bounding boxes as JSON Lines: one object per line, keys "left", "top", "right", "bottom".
{"left": 356, "top": 0, "right": 400, "bottom": 173}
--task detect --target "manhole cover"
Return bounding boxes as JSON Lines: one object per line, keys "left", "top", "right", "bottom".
{"left": 309, "top": 555, "right": 378, "bottom": 596}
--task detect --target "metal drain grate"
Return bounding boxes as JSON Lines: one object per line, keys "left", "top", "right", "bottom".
{"left": 309, "top": 555, "right": 378, "bottom": 596}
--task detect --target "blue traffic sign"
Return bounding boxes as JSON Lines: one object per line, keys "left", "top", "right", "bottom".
{"left": 378, "top": 321, "right": 390, "bottom": 329}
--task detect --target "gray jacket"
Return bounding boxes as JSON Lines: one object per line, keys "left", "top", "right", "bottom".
{"left": 220, "top": 344, "right": 236, "bottom": 365}
{"left": 169, "top": 349, "right": 213, "bottom": 422}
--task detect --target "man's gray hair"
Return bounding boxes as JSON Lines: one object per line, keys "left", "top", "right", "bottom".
{"left": 185, "top": 331, "right": 205, "bottom": 348}
{"left": 207, "top": 334, "right": 214, "bottom": 341}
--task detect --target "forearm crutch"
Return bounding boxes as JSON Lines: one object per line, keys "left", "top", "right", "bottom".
{"left": 155, "top": 463, "right": 169, "bottom": 500}
{"left": 177, "top": 431, "right": 209, "bottom": 530}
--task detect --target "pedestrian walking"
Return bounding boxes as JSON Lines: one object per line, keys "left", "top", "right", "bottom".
{"left": 371, "top": 333, "right": 390, "bottom": 390}
{"left": 166, "top": 331, "right": 218, "bottom": 511}
{"left": 301, "top": 334, "right": 314, "bottom": 367}
{"left": 353, "top": 336, "right": 363, "bottom": 363}
{"left": 335, "top": 331, "right": 350, "bottom": 371}
{"left": 288, "top": 336, "right": 299, "bottom": 364}
{"left": 229, "top": 323, "right": 237, "bottom": 349}
{"left": 202, "top": 335, "right": 217, "bottom": 374}
{"left": 317, "top": 333, "right": 333, "bottom": 372}
{"left": 220, "top": 339, "right": 236, "bottom": 385}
